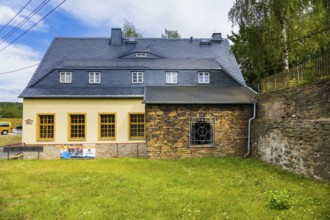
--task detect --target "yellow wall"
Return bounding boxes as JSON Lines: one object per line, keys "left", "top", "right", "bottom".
{"left": 22, "top": 99, "right": 145, "bottom": 144}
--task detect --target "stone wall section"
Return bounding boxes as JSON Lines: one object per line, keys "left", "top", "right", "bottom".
{"left": 252, "top": 79, "right": 330, "bottom": 181}
{"left": 146, "top": 104, "right": 253, "bottom": 159}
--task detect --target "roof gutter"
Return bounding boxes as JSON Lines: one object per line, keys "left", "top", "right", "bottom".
{"left": 144, "top": 101, "right": 255, "bottom": 104}
{"left": 20, "top": 95, "right": 144, "bottom": 99}
{"left": 244, "top": 98, "right": 257, "bottom": 158}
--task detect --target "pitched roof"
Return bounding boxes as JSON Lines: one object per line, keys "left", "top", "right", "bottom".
{"left": 145, "top": 86, "right": 256, "bottom": 104}
{"left": 19, "top": 32, "right": 250, "bottom": 99}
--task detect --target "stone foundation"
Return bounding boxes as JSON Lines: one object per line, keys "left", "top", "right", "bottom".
{"left": 21, "top": 143, "right": 146, "bottom": 159}
{"left": 146, "top": 104, "right": 253, "bottom": 159}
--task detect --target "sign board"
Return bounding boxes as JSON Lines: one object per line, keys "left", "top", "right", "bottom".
{"left": 3, "top": 146, "right": 43, "bottom": 152}
{"left": 25, "top": 119, "right": 33, "bottom": 125}
{"left": 60, "top": 145, "right": 95, "bottom": 159}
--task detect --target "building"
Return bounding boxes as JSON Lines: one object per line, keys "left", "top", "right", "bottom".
{"left": 19, "top": 28, "right": 256, "bottom": 159}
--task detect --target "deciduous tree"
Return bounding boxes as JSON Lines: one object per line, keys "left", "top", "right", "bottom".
{"left": 122, "top": 20, "right": 143, "bottom": 38}
{"left": 161, "top": 29, "right": 181, "bottom": 38}
{"left": 228, "top": 0, "right": 330, "bottom": 84}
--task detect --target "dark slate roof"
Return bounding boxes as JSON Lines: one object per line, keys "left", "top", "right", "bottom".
{"left": 19, "top": 33, "right": 249, "bottom": 99}
{"left": 145, "top": 86, "right": 256, "bottom": 104}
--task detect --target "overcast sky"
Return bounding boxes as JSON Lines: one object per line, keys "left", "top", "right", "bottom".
{"left": 0, "top": 0, "right": 238, "bottom": 102}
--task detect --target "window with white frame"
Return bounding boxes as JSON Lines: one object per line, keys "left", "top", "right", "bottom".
{"left": 132, "top": 72, "right": 143, "bottom": 83}
{"left": 198, "top": 72, "right": 210, "bottom": 84}
{"left": 166, "top": 72, "right": 177, "bottom": 84}
{"left": 89, "top": 72, "right": 101, "bottom": 84}
{"left": 136, "top": 53, "right": 146, "bottom": 58}
{"left": 60, "top": 72, "right": 72, "bottom": 83}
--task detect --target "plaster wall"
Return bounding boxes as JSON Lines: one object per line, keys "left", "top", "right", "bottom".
{"left": 22, "top": 99, "right": 145, "bottom": 144}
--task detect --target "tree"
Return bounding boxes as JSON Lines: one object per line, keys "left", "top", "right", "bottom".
{"left": 122, "top": 20, "right": 143, "bottom": 38}
{"left": 0, "top": 102, "right": 23, "bottom": 118}
{"left": 161, "top": 29, "right": 181, "bottom": 38}
{"left": 228, "top": 0, "right": 330, "bottom": 83}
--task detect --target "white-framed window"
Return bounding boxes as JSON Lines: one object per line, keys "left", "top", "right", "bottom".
{"left": 198, "top": 72, "right": 210, "bottom": 84}
{"left": 136, "top": 53, "right": 146, "bottom": 58}
{"left": 166, "top": 72, "right": 178, "bottom": 84}
{"left": 89, "top": 72, "right": 101, "bottom": 84}
{"left": 60, "top": 72, "right": 72, "bottom": 83}
{"left": 132, "top": 72, "right": 143, "bottom": 83}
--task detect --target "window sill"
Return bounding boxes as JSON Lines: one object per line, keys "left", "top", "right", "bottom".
{"left": 99, "top": 138, "right": 116, "bottom": 141}
{"left": 37, "top": 139, "right": 55, "bottom": 142}
{"left": 130, "top": 137, "right": 145, "bottom": 140}
{"left": 68, "top": 139, "right": 86, "bottom": 141}
{"left": 189, "top": 144, "right": 215, "bottom": 148}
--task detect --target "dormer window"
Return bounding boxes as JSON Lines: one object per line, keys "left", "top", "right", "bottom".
{"left": 198, "top": 72, "right": 210, "bottom": 84}
{"left": 132, "top": 72, "right": 143, "bottom": 83}
{"left": 166, "top": 72, "right": 177, "bottom": 84}
{"left": 136, "top": 53, "right": 146, "bottom": 58}
{"left": 60, "top": 72, "right": 72, "bottom": 83}
{"left": 89, "top": 72, "right": 101, "bottom": 84}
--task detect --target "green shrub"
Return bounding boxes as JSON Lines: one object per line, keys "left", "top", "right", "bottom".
{"left": 266, "top": 190, "right": 291, "bottom": 210}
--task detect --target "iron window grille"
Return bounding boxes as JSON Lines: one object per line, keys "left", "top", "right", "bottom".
{"left": 189, "top": 117, "right": 215, "bottom": 147}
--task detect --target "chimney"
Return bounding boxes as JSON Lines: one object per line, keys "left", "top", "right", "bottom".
{"left": 211, "top": 33, "right": 222, "bottom": 42}
{"left": 111, "top": 28, "right": 122, "bottom": 45}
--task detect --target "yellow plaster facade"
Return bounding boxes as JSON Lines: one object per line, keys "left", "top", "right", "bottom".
{"left": 22, "top": 99, "right": 145, "bottom": 144}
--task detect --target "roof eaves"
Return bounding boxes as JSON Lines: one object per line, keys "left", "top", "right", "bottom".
{"left": 145, "top": 100, "right": 255, "bottom": 104}
{"left": 21, "top": 94, "right": 144, "bottom": 98}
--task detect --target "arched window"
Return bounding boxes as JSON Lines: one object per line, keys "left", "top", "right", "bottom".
{"left": 190, "top": 118, "right": 215, "bottom": 147}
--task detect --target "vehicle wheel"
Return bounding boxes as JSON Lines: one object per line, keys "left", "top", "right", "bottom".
{"left": 2, "top": 130, "right": 8, "bottom": 135}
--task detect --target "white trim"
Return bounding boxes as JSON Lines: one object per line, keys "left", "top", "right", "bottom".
{"left": 59, "top": 72, "right": 72, "bottom": 83}
{"left": 136, "top": 52, "right": 146, "bottom": 57}
{"left": 132, "top": 72, "right": 143, "bottom": 83}
{"left": 166, "top": 72, "right": 178, "bottom": 84}
{"left": 89, "top": 72, "right": 101, "bottom": 84}
{"left": 198, "top": 72, "right": 210, "bottom": 84}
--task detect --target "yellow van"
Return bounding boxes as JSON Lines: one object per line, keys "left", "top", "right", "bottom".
{"left": 0, "top": 121, "right": 12, "bottom": 135}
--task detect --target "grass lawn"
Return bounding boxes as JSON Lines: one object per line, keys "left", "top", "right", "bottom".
{"left": 0, "top": 135, "right": 22, "bottom": 147}
{"left": 0, "top": 158, "right": 329, "bottom": 219}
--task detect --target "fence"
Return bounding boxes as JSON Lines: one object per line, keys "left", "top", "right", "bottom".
{"left": 260, "top": 55, "right": 330, "bottom": 92}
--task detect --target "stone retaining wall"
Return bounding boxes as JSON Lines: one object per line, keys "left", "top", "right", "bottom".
{"left": 252, "top": 79, "right": 330, "bottom": 181}
{"left": 146, "top": 104, "right": 253, "bottom": 159}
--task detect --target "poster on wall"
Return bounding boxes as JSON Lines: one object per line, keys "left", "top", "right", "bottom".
{"left": 60, "top": 145, "right": 96, "bottom": 159}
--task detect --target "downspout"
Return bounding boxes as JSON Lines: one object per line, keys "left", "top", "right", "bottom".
{"left": 244, "top": 99, "right": 257, "bottom": 158}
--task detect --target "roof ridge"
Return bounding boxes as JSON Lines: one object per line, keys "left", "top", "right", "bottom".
{"left": 51, "top": 37, "right": 229, "bottom": 41}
